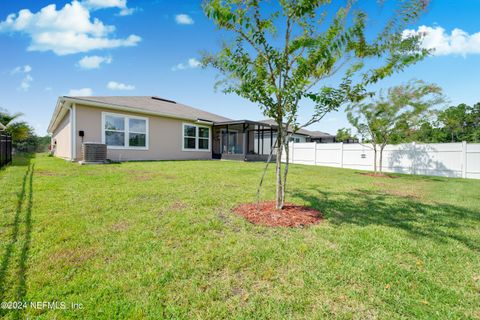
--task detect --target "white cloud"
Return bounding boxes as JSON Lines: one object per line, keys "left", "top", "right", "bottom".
{"left": 19, "top": 74, "right": 33, "bottom": 91}
{"left": 82, "top": 0, "right": 136, "bottom": 16}
{"left": 171, "top": 58, "right": 201, "bottom": 71}
{"left": 0, "top": 1, "right": 141, "bottom": 55}
{"left": 107, "top": 81, "right": 135, "bottom": 90}
{"left": 11, "top": 65, "right": 33, "bottom": 91}
{"left": 403, "top": 25, "right": 480, "bottom": 56}
{"left": 175, "top": 14, "right": 194, "bottom": 25}
{"left": 78, "top": 55, "right": 112, "bottom": 69}
{"left": 68, "top": 88, "right": 93, "bottom": 96}
{"left": 11, "top": 65, "right": 32, "bottom": 74}
{"left": 118, "top": 7, "right": 135, "bottom": 16}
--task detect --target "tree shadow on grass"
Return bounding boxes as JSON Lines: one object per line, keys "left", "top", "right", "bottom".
{"left": 291, "top": 187, "right": 480, "bottom": 252}
{"left": 11, "top": 153, "right": 35, "bottom": 167}
{"left": 0, "top": 160, "right": 34, "bottom": 318}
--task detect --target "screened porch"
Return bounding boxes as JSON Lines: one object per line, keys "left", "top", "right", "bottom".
{"left": 212, "top": 121, "right": 278, "bottom": 161}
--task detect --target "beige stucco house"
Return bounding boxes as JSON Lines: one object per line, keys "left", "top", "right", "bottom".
{"left": 47, "top": 96, "right": 334, "bottom": 162}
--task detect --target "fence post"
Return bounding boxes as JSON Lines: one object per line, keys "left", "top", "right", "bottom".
{"left": 340, "top": 142, "right": 344, "bottom": 168}
{"left": 462, "top": 141, "right": 467, "bottom": 179}
{"left": 313, "top": 141, "right": 317, "bottom": 165}
{"left": 411, "top": 141, "right": 416, "bottom": 175}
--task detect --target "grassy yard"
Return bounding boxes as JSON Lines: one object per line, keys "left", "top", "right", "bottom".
{"left": 1, "top": 154, "right": 480, "bottom": 319}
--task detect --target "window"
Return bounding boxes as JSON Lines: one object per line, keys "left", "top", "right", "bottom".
{"left": 105, "top": 115, "right": 125, "bottom": 147}
{"left": 102, "top": 113, "right": 148, "bottom": 149}
{"left": 198, "top": 127, "right": 210, "bottom": 150}
{"left": 128, "top": 118, "right": 147, "bottom": 147}
{"left": 183, "top": 123, "right": 210, "bottom": 151}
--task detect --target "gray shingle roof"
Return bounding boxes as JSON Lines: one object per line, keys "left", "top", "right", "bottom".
{"left": 67, "top": 96, "right": 232, "bottom": 123}
{"left": 257, "top": 119, "right": 333, "bottom": 138}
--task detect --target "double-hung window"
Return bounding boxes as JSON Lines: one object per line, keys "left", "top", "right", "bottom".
{"left": 103, "top": 113, "right": 148, "bottom": 149}
{"left": 183, "top": 123, "right": 210, "bottom": 151}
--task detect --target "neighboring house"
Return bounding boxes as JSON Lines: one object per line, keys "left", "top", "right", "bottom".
{"left": 257, "top": 119, "right": 335, "bottom": 143}
{"left": 0, "top": 122, "right": 5, "bottom": 131}
{"left": 47, "top": 96, "right": 334, "bottom": 162}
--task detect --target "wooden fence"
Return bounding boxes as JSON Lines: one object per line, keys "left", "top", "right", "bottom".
{"left": 0, "top": 133, "right": 12, "bottom": 169}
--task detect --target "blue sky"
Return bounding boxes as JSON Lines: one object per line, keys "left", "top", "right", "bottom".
{"left": 0, "top": 0, "right": 479, "bottom": 136}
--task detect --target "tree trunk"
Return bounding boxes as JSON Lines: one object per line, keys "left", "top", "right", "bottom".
{"left": 379, "top": 145, "right": 385, "bottom": 173}
{"left": 275, "top": 138, "right": 284, "bottom": 210}
{"left": 256, "top": 135, "right": 278, "bottom": 204}
{"left": 281, "top": 132, "right": 290, "bottom": 209}
{"left": 373, "top": 146, "right": 377, "bottom": 174}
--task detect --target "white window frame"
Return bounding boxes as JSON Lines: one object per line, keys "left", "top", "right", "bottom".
{"left": 182, "top": 123, "right": 211, "bottom": 152}
{"left": 101, "top": 112, "right": 149, "bottom": 150}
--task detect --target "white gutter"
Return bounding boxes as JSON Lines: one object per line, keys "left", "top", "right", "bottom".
{"left": 47, "top": 98, "right": 68, "bottom": 133}
{"left": 196, "top": 119, "right": 214, "bottom": 125}
{"left": 68, "top": 104, "right": 74, "bottom": 161}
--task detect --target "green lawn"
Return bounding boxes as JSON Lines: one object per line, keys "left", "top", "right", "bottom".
{"left": 1, "top": 154, "right": 480, "bottom": 319}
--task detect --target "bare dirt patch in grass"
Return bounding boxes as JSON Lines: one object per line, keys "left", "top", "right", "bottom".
{"left": 158, "top": 201, "right": 190, "bottom": 217}
{"left": 51, "top": 248, "right": 97, "bottom": 266}
{"left": 374, "top": 181, "right": 422, "bottom": 199}
{"left": 36, "top": 170, "right": 66, "bottom": 177}
{"left": 233, "top": 201, "right": 322, "bottom": 228}
{"left": 111, "top": 221, "right": 130, "bottom": 232}
{"left": 123, "top": 170, "right": 177, "bottom": 181}
{"left": 359, "top": 172, "right": 399, "bottom": 178}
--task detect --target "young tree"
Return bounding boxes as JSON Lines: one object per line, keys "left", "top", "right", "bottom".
{"left": 347, "top": 80, "right": 444, "bottom": 174}
{"left": 336, "top": 128, "right": 356, "bottom": 142}
{"left": 202, "top": 0, "right": 430, "bottom": 209}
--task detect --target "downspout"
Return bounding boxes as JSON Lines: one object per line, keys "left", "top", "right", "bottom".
{"left": 67, "top": 104, "right": 73, "bottom": 161}
{"left": 72, "top": 103, "right": 77, "bottom": 161}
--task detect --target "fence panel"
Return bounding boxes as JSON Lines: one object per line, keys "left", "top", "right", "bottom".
{"left": 0, "top": 134, "right": 12, "bottom": 169}
{"left": 283, "top": 141, "right": 480, "bottom": 180}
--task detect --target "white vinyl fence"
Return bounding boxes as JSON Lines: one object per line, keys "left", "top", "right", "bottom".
{"left": 282, "top": 142, "right": 480, "bottom": 179}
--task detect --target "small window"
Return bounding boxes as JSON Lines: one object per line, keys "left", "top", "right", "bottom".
{"left": 198, "top": 127, "right": 210, "bottom": 150}
{"left": 183, "top": 124, "right": 210, "bottom": 151}
{"left": 128, "top": 118, "right": 147, "bottom": 147}
{"left": 105, "top": 115, "right": 125, "bottom": 147}
{"left": 184, "top": 124, "right": 197, "bottom": 150}
{"left": 103, "top": 113, "right": 148, "bottom": 149}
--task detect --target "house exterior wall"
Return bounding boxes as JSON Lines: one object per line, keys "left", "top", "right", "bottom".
{"left": 74, "top": 104, "right": 212, "bottom": 161}
{"left": 51, "top": 109, "right": 71, "bottom": 160}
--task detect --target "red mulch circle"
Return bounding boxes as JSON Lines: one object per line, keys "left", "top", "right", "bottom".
{"left": 233, "top": 201, "right": 323, "bottom": 228}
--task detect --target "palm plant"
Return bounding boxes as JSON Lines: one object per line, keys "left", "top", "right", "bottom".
{"left": 0, "top": 109, "right": 31, "bottom": 141}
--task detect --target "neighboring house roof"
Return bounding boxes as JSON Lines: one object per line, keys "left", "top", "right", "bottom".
{"left": 257, "top": 119, "right": 334, "bottom": 138}
{"left": 0, "top": 122, "right": 5, "bottom": 131}
{"left": 48, "top": 96, "right": 232, "bottom": 133}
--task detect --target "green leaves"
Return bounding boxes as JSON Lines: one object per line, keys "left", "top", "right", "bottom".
{"left": 202, "top": 0, "right": 432, "bottom": 147}
{"left": 346, "top": 80, "right": 445, "bottom": 145}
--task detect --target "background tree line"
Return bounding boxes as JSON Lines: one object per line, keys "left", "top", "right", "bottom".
{"left": 0, "top": 108, "right": 50, "bottom": 153}
{"left": 337, "top": 101, "right": 480, "bottom": 144}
